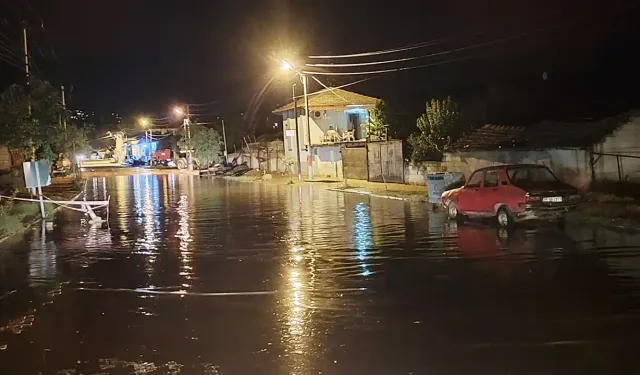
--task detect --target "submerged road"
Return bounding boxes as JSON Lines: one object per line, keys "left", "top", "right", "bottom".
{"left": 1, "top": 175, "right": 640, "bottom": 374}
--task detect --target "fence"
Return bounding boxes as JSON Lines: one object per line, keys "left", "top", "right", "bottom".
{"left": 342, "top": 147, "right": 368, "bottom": 180}
{"left": 367, "top": 140, "right": 404, "bottom": 184}
{"left": 591, "top": 151, "right": 640, "bottom": 197}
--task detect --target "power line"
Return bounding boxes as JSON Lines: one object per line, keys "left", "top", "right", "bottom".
{"left": 305, "top": 21, "right": 569, "bottom": 69}
{"left": 301, "top": 53, "right": 484, "bottom": 76}
{"left": 0, "top": 53, "right": 23, "bottom": 70}
{"left": 290, "top": 77, "right": 375, "bottom": 100}
{"left": 186, "top": 100, "right": 219, "bottom": 107}
{"left": 308, "top": 36, "right": 452, "bottom": 59}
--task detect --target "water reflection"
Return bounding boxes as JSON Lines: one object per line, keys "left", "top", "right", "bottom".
{"left": 353, "top": 202, "right": 373, "bottom": 277}
{"left": 176, "top": 195, "right": 193, "bottom": 287}
{"left": 1, "top": 176, "right": 640, "bottom": 374}
{"left": 133, "top": 175, "right": 162, "bottom": 277}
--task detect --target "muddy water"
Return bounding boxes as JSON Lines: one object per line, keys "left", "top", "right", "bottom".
{"left": 1, "top": 174, "right": 640, "bottom": 374}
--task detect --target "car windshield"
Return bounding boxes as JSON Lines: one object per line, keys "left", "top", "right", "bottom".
{"left": 507, "top": 166, "right": 558, "bottom": 185}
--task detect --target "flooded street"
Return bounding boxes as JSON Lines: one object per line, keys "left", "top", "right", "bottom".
{"left": 1, "top": 174, "right": 640, "bottom": 374}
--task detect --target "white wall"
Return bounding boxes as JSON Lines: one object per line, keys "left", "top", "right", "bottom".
{"left": 442, "top": 149, "right": 592, "bottom": 190}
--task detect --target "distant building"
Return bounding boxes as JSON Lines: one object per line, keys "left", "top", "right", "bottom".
{"left": 442, "top": 111, "right": 640, "bottom": 192}
{"left": 272, "top": 88, "right": 380, "bottom": 177}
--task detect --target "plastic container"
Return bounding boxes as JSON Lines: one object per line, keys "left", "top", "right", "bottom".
{"left": 427, "top": 172, "right": 465, "bottom": 204}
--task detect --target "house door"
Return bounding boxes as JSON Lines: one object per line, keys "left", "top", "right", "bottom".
{"left": 348, "top": 113, "right": 362, "bottom": 139}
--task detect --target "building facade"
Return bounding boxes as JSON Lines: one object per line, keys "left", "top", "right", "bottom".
{"left": 273, "top": 88, "right": 380, "bottom": 177}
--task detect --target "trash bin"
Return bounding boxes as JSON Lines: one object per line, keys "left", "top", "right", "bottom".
{"left": 427, "top": 172, "right": 465, "bottom": 205}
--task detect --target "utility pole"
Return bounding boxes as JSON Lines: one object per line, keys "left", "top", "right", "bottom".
{"left": 221, "top": 119, "right": 228, "bottom": 157}
{"left": 23, "top": 26, "right": 30, "bottom": 113}
{"left": 301, "top": 74, "right": 313, "bottom": 180}
{"left": 23, "top": 26, "right": 36, "bottom": 167}
{"left": 61, "top": 86, "right": 67, "bottom": 132}
{"left": 292, "top": 83, "right": 302, "bottom": 181}
{"left": 185, "top": 104, "right": 193, "bottom": 170}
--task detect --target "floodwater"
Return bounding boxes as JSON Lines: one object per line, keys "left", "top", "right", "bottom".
{"left": 1, "top": 175, "right": 640, "bottom": 374}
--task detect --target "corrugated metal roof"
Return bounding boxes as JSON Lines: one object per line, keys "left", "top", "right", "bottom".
{"left": 273, "top": 88, "right": 379, "bottom": 113}
{"left": 452, "top": 113, "right": 632, "bottom": 151}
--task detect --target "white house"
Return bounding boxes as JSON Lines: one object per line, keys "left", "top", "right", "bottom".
{"left": 273, "top": 88, "right": 380, "bottom": 177}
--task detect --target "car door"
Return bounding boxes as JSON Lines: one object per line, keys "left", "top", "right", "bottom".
{"left": 456, "top": 170, "right": 484, "bottom": 214}
{"left": 478, "top": 169, "right": 501, "bottom": 214}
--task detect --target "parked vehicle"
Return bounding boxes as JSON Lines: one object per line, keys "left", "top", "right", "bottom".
{"left": 150, "top": 149, "right": 173, "bottom": 166}
{"left": 441, "top": 164, "right": 580, "bottom": 227}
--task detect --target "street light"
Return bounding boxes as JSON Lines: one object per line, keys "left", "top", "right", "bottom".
{"left": 282, "top": 59, "right": 313, "bottom": 180}
{"left": 174, "top": 107, "right": 185, "bottom": 116}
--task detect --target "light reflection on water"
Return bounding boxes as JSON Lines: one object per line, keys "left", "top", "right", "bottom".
{"left": 0, "top": 175, "right": 639, "bottom": 374}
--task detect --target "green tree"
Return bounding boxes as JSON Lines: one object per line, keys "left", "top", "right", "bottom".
{"left": 361, "top": 100, "right": 388, "bottom": 140}
{"left": 0, "top": 79, "right": 85, "bottom": 162}
{"left": 408, "top": 96, "right": 468, "bottom": 162}
{"left": 177, "top": 123, "right": 223, "bottom": 167}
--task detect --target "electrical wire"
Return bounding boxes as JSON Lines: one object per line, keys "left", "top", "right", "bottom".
{"left": 310, "top": 75, "right": 349, "bottom": 102}
{"left": 290, "top": 77, "right": 375, "bottom": 100}
{"left": 301, "top": 53, "right": 483, "bottom": 76}
{"left": 305, "top": 21, "right": 569, "bottom": 69}
{"left": 0, "top": 53, "right": 23, "bottom": 70}
{"left": 308, "top": 36, "right": 452, "bottom": 59}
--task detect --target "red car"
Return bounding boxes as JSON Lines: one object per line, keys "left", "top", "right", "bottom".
{"left": 441, "top": 164, "right": 580, "bottom": 227}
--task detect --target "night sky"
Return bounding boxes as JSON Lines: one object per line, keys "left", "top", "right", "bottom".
{"left": 1, "top": 0, "right": 639, "bottom": 130}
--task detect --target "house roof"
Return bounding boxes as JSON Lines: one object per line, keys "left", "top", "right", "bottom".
{"left": 273, "top": 88, "right": 379, "bottom": 113}
{"left": 452, "top": 112, "right": 633, "bottom": 151}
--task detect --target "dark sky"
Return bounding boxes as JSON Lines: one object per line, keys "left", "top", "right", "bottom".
{"left": 1, "top": 0, "right": 639, "bottom": 126}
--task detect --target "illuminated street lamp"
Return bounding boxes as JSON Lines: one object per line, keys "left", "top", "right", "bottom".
{"left": 282, "top": 59, "right": 313, "bottom": 180}
{"left": 174, "top": 107, "right": 185, "bottom": 116}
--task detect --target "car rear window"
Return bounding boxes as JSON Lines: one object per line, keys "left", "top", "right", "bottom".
{"left": 507, "top": 166, "right": 558, "bottom": 185}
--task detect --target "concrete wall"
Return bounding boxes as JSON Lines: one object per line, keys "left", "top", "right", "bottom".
{"left": 593, "top": 116, "right": 640, "bottom": 183}
{"left": 442, "top": 149, "right": 592, "bottom": 190}
{"left": 404, "top": 162, "right": 446, "bottom": 185}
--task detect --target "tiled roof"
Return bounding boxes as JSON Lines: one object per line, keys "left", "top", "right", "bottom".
{"left": 451, "top": 125, "right": 525, "bottom": 151}
{"left": 452, "top": 113, "right": 632, "bottom": 151}
{"left": 273, "top": 88, "right": 379, "bottom": 113}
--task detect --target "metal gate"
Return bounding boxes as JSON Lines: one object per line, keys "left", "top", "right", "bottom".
{"left": 342, "top": 146, "right": 368, "bottom": 180}
{"left": 367, "top": 140, "right": 404, "bottom": 183}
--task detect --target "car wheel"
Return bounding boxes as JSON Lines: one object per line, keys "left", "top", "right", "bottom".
{"left": 496, "top": 207, "right": 513, "bottom": 228}
{"left": 447, "top": 201, "right": 458, "bottom": 220}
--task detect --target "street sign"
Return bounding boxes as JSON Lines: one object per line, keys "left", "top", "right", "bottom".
{"left": 23, "top": 160, "right": 51, "bottom": 218}
{"left": 23, "top": 160, "right": 51, "bottom": 188}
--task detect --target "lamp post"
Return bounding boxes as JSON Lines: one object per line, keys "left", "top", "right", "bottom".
{"left": 282, "top": 60, "right": 313, "bottom": 180}
{"left": 138, "top": 117, "right": 151, "bottom": 164}
{"left": 292, "top": 83, "right": 302, "bottom": 181}
{"left": 174, "top": 106, "right": 193, "bottom": 171}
